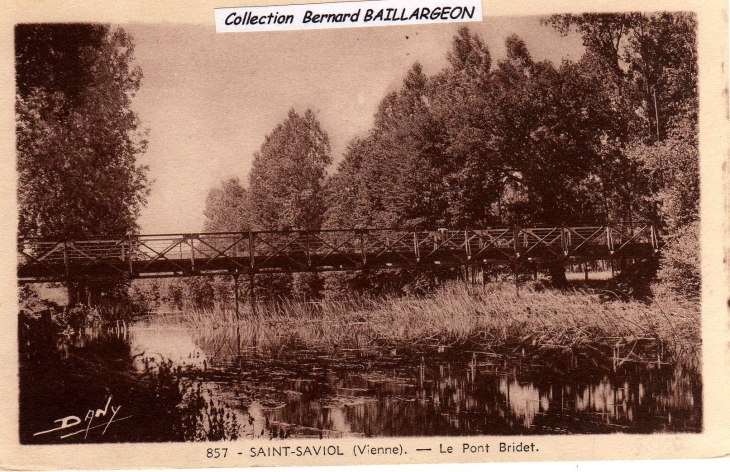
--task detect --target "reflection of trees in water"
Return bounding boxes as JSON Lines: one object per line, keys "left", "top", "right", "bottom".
{"left": 20, "top": 321, "right": 248, "bottom": 443}
{"left": 192, "top": 325, "right": 283, "bottom": 360}
{"left": 19, "top": 326, "right": 187, "bottom": 444}
{"left": 662, "top": 362, "right": 701, "bottom": 413}
{"left": 495, "top": 361, "right": 701, "bottom": 433}
{"left": 329, "top": 357, "right": 701, "bottom": 436}
{"left": 130, "top": 324, "right": 208, "bottom": 370}
{"left": 169, "top": 328, "right": 700, "bottom": 436}
{"left": 51, "top": 319, "right": 700, "bottom": 440}
{"left": 205, "top": 338, "right": 701, "bottom": 436}
{"left": 499, "top": 379, "right": 544, "bottom": 429}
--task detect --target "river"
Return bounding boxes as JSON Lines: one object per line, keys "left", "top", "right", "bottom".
{"left": 19, "top": 316, "right": 702, "bottom": 443}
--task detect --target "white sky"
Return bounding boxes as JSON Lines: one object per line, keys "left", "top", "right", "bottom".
{"left": 125, "top": 18, "right": 584, "bottom": 234}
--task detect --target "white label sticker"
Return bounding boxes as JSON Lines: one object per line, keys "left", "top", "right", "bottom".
{"left": 215, "top": 0, "right": 483, "bottom": 32}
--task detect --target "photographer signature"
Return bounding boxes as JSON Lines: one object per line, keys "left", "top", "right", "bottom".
{"left": 34, "top": 395, "right": 131, "bottom": 440}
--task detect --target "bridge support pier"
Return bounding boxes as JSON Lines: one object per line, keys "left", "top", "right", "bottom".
{"left": 249, "top": 273, "right": 256, "bottom": 317}
{"left": 232, "top": 274, "right": 239, "bottom": 323}
{"left": 548, "top": 260, "right": 567, "bottom": 286}
{"left": 231, "top": 273, "right": 256, "bottom": 318}
{"left": 66, "top": 280, "right": 97, "bottom": 307}
{"left": 66, "top": 280, "right": 79, "bottom": 307}
{"left": 86, "top": 283, "right": 101, "bottom": 307}
{"left": 233, "top": 274, "right": 241, "bottom": 358}
{"left": 65, "top": 280, "right": 105, "bottom": 308}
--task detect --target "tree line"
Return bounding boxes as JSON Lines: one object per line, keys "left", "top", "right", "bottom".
{"left": 203, "top": 14, "right": 699, "bottom": 298}
{"left": 16, "top": 15, "right": 699, "bottom": 304}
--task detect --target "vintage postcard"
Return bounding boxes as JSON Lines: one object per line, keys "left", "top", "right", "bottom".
{"left": 0, "top": 0, "right": 728, "bottom": 469}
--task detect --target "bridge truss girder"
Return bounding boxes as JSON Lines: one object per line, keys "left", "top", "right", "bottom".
{"left": 17, "top": 224, "right": 662, "bottom": 283}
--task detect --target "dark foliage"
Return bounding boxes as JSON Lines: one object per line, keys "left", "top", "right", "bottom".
{"left": 16, "top": 24, "right": 149, "bottom": 239}
{"left": 200, "top": 15, "right": 698, "bottom": 299}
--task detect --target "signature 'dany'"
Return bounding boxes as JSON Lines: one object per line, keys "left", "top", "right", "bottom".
{"left": 34, "top": 395, "right": 130, "bottom": 440}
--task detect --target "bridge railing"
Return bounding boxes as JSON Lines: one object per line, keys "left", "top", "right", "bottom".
{"left": 17, "top": 223, "right": 661, "bottom": 281}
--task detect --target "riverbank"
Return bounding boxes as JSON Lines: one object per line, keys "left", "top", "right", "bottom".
{"left": 180, "top": 281, "right": 700, "bottom": 366}
{"left": 18, "top": 280, "right": 702, "bottom": 441}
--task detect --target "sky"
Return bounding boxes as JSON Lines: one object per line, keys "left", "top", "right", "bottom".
{"left": 124, "top": 18, "right": 584, "bottom": 234}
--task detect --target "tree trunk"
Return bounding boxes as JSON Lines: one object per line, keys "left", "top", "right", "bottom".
{"left": 86, "top": 283, "right": 101, "bottom": 307}
{"left": 548, "top": 260, "right": 567, "bottom": 286}
{"left": 66, "top": 280, "right": 79, "bottom": 306}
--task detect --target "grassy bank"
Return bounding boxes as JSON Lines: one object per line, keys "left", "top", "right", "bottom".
{"left": 177, "top": 281, "right": 700, "bottom": 365}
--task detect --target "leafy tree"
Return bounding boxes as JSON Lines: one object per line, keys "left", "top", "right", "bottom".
{"left": 544, "top": 14, "right": 636, "bottom": 79}
{"left": 325, "top": 63, "right": 449, "bottom": 229}
{"left": 249, "top": 109, "right": 331, "bottom": 231}
{"left": 429, "top": 27, "right": 502, "bottom": 226}
{"left": 166, "top": 178, "right": 252, "bottom": 310}
{"left": 203, "top": 177, "right": 250, "bottom": 232}
{"left": 207, "top": 18, "right": 699, "bottom": 299}
{"left": 657, "top": 221, "right": 700, "bottom": 299}
{"left": 624, "top": 13, "right": 697, "bottom": 142}
{"left": 16, "top": 24, "right": 149, "bottom": 239}
{"left": 369, "top": 63, "right": 449, "bottom": 227}
{"left": 325, "top": 22, "right": 699, "bottom": 290}
{"left": 626, "top": 113, "right": 699, "bottom": 232}
{"left": 322, "top": 137, "right": 380, "bottom": 229}
{"left": 488, "top": 35, "right": 615, "bottom": 224}
{"left": 546, "top": 13, "right": 699, "bottom": 297}
{"left": 545, "top": 12, "right": 697, "bottom": 143}
{"left": 16, "top": 24, "right": 109, "bottom": 111}
{"left": 16, "top": 24, "right": 149, "bottom": 306}
{"left": 547, "top": 16, "right": 698, "bottom": 196}
{"left": 247, "top": 109, "right": 332, "bottom": 299}
{"left": 322, "top": 63, "right": 455, "bottom": 294}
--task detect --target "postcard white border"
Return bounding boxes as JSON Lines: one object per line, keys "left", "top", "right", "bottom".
{"left": 0, "top": 0, "right": 728, "bottom": 469}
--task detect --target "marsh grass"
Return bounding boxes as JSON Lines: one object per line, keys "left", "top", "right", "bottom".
{"left": 176, "top": 281, "right": 699, "bottom": 365}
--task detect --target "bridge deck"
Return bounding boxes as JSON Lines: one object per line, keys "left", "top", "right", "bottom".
{"left": 17, "top": 224, "right": 661, "bottom": 282}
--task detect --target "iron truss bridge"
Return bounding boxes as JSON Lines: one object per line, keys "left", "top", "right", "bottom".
{"left": 17, "top": 223, "right": 662, "bottom": 282}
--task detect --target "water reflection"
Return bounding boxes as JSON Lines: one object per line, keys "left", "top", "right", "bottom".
{"left": 130, "top": 321, "right": 207, "bottom": 370}
{"left": 19, "top": 316, "right": 701, "bottom": 443}
{"left": 127, "top": 320, "right": 701, "bottom": 437}
{"left": 19, "top": 321, "right": 188, "bottom": 444}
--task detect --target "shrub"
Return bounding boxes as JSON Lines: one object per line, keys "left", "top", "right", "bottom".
{"left": 657, "top": 221, "right": 700, "bottom": 299}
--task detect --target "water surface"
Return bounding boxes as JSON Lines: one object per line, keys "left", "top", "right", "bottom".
{"left": 132, "top": 318, "right": 702, "bottom": 437}
{"left": 19, "top": 316, "right": 701, "bottom": 443}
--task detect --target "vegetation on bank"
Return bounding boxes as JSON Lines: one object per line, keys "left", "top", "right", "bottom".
{"left": 16, "top": 24, "right": 149, "bottom": 240}
{"left": 18, "top": 17, "right": 700, "bottom": 369}
{"left": 17, "top": 17, "right": 700, "bottom": 306}
{"left": 195, "top": 14, "right": 699, "bottom": 301}
{"left": 178, "top": 281, "right": 699, "bottom": 365}
{"left": 19, "top": 284, "right": 142, "bottom": 338}
{"left": 18, "top": 286, "right": 242, "bottom": 443}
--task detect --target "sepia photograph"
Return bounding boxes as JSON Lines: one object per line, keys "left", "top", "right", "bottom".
{"left": 3, "top": 0, "right": 728, "bottom": 468}
{"left": 14, "top": 11, "right": 704, "bottom": 444}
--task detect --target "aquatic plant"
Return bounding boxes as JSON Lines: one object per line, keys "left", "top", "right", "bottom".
{"left": 179, "top": 382, "right": 240, "bottom": 441}
{"left": 179, "top": 281, "right": 699, "bottom": 365}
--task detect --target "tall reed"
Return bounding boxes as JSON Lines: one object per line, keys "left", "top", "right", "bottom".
{"left": 176, "top": 281, "right": 699, "bottom": 362}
